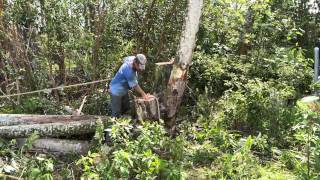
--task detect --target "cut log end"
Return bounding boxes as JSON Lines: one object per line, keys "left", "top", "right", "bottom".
{"left": 134, "top": 97, "right": 160, "bottom": 121}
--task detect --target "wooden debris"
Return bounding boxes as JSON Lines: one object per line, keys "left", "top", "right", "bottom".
{"left": 74, "top": 96, "right": 87, "bottom": 115}
{"left": 155, "top": 58, "right": 175, "bottom": 66}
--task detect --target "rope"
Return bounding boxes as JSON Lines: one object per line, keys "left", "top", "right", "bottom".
{"left": 154, "top": 96, "right": 161, "bottom": 120}
{"left": 0, "top": 79, "right": 109, "bottom": 99}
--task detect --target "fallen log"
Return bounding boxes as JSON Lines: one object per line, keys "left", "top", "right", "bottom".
{"left": 0, "top": 114, "right": 107, "bottom": 126}
{"left": 0, "top": 118, "right": 108, "bottom": 138}
{"left": 16, "top": 138, "right": 90, "bottom": 154}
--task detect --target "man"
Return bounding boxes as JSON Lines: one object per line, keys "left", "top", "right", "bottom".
{"left": 109, "top": 54, "right": 151, "bottom": 118}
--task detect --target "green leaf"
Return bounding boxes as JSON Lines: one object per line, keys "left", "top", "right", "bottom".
{"left": 30, "top": 168, "right": 41, "bottom": 178}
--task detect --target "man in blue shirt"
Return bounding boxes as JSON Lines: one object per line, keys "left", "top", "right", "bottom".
{"left": 109, "top": 54, "right": 151, "bottom": 117}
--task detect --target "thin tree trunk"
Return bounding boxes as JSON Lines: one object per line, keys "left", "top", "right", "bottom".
{"left": 141, "top": 0, "right": 157, "bottom": 53}
{"left": 58, "top": 45, "right": 66, "bottom": 85}
{"left": 237, "top": 6, "right": 254, "bottom": 55}
{"left": 155, "top": 0, "right": 179, "bottom": 60}
{"left": 0, "top": 0, "right": 3, "bottom": 16}
{"left": 164, "top": 0, "right": 203, "bottom": 127}
{"left": 13, "top": 24, "right": 35, "bottom": 90}
{"left": 91, "top": 7, "right": 106, "bottom": 80}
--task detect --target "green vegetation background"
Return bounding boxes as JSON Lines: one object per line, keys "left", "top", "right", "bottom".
{"left": 0, "top": 0, "right": 320, "bottom": 179}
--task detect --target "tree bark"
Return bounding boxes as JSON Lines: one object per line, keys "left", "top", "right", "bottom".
{"left": 0, "top": 114, "right": 108, "bottom": 126}
{"left": 164, "top": 0, "right": 203, "bottom": 127}
{"left": 237, "top": 6, "right": 254, "bottom": 55}
{"left": 134, "top": 97, "right": 160, "bottom": 121}
{"left": 91, "top": 2, "right": 106, "bottom": 80}
{"left": 0, "top": 119, "right": 107, "bottom": 138}
{"left": 155, "top": 0, "right": 180, "bottom": 60}
{"left": 16, "top": 138, "right": 90, "bottom": 154}
{"left": 0, "top": 0, "right": 3, "bottom": 16}
{"left": 58, "top": 45, "right": 66, "bottom": 85}
{"left": 0, "top": 114, "right": 109, "bottom": 138}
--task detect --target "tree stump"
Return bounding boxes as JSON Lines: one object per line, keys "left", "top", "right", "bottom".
{"left": 134, "top": 96, "right": 160, "bottom": 121}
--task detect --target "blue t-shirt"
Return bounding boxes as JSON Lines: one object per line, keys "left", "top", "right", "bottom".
{"left": 110, "top": 56, "right": 138, "bottom": 96}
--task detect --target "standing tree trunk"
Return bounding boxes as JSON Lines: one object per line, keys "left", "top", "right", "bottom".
{"left": 164, "top": 0, "right": 203, "bottom": 128}
{"left": 91, "top": 6, "right": 106, "bottom": 80}
{"left": 58, "top": 45, "right": 66, "bottom": 85}
{"left": 0, "top": 0, "right": 6, "bottom": 92}
{"left": 237, "top": 6, "right": 254, "bottom": 55}
{"left": 0, "top": 0, "right": 3, "bottom": 16}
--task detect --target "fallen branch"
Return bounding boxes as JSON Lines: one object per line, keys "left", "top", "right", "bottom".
{"left": 74, "top": 96, "right": 87, "bottom": 115}
{"left": 155, "top": 58, "right": 175, "bottom": 66}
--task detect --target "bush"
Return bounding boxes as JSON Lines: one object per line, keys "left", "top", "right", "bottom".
{"left": 77, "top": 119, "right": 187, "bottom": 179}
{"left": 217, "top": 79, "right": 297, "bottom": 141}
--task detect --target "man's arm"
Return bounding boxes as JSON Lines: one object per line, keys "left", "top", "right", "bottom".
{"left": 133, "top": 85, "right": 149, "bottom": 99}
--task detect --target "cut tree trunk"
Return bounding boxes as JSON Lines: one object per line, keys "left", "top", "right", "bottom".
{"left": 164, "top": 0, "right": 203, "bottom": 127}
{"left": 0, "top": 114, "right": 108, "bottom": 138}
{"left": 16, "top": 138, "right": 90, "bottom": 154}
{"left": 134, "top": 96, "right": 160, "bottom": 121}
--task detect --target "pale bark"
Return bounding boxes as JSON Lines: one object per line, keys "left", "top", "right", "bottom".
{"left": 0, "top": 114, "right": 108, "bottom": 126}
{"left": 164, "top": 0, "right": 203, "bottom": 126}
{"left": 16, "top": 138, "right": 90, "bottom": 154}
{"left": 0, "top": 119, "right": 107, "bottom": 138}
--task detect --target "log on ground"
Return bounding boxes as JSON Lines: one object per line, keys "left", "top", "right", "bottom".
{"left": 0, "top": 114, "right": 108, "bottom": 126}
{"left": 0, "top": 118, "right": 108, "bottom": 138}
{"left": 16, "top": 138, "right": 90, "bottom": 154}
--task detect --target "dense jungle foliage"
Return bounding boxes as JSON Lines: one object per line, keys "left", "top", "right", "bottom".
{"left": 0, "top": 0, "right": 320, "bottom": 179}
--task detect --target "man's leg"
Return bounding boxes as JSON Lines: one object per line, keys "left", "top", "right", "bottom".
{"left": 111, "top": 94, "right": 122, "bottom": 118}
{"left": 121, "top": 93, "right": 130, "bottom": 114}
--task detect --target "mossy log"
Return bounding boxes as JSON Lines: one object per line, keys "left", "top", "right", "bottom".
{"left": 0, "top": 115, "right": 109, "bottom": 138}
{"left": 134, "top": 96, "right": 160, "bottom": 121}
{"left": 0, "top": 114, "right": 107, "bottom": 126}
